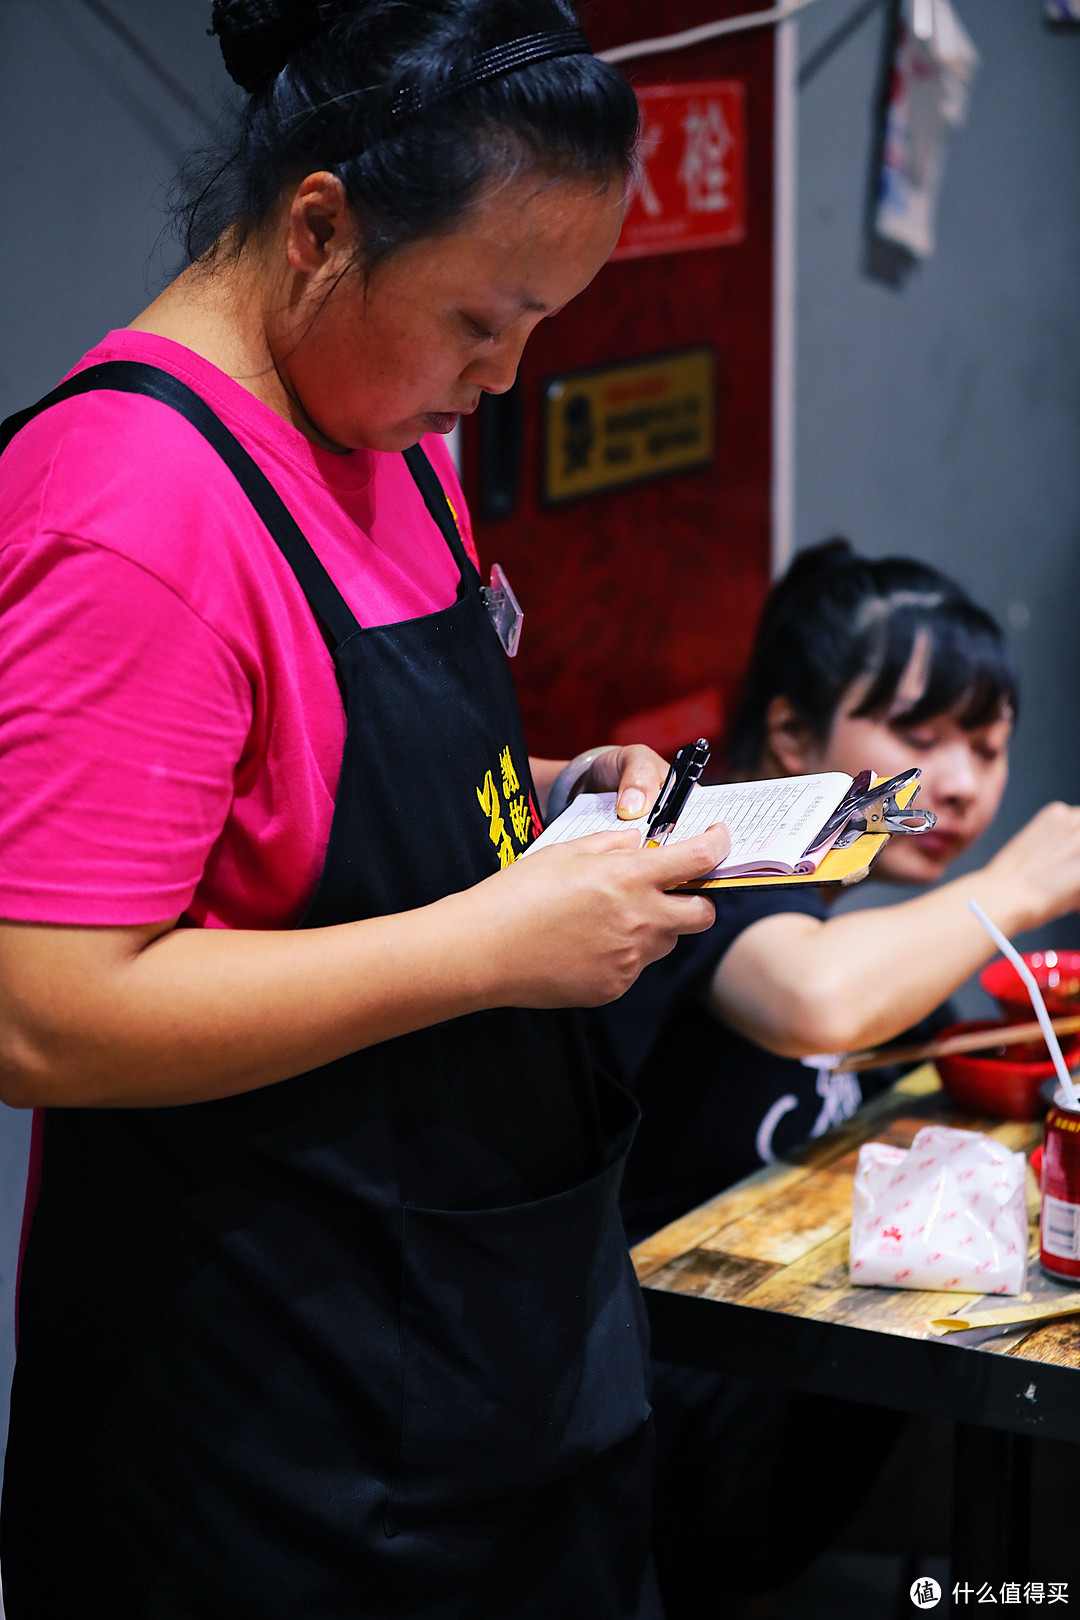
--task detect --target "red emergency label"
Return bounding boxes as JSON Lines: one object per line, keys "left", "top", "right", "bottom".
{"left": 612, "top": 81, "right": 747, "bottom": 262}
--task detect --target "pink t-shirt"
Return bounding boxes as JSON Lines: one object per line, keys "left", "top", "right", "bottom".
{"left": 0, "top": 330, "right": 477, "bottom": 930}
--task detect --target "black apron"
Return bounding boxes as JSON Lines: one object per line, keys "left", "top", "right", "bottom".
{"left": 0, "top": 365, "right": 656, "bottom": 1620}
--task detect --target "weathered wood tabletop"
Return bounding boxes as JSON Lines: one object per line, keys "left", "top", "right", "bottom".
{"left": 632, "top": 1064, "right": 1080, "bottom": 1441}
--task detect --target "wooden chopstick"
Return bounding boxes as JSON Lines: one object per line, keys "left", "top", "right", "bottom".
{"left": 834, "top": 1013, "right": 1080, "bottom": 1075}
{"left": 928, "top": 1291, "right": 1080, "bottom": 1334}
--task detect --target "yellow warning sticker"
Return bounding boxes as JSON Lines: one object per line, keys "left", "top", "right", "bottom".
{"left": 542, "top": 347, "right": 715, "bottom": 505}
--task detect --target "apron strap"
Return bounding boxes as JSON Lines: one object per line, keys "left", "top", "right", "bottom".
{"left": 403, "top": 442, "right": 479, "bottom": 583}
{"left": 1, "top": 361, "right": 478, "bottom": 651}
{"left": 0, "top": 360, "right": 361, "bottom": 649}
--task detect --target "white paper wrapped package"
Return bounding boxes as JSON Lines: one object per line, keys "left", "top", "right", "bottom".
{"left": 850, "top": 1125, "right": 1027, "bottom": 1295}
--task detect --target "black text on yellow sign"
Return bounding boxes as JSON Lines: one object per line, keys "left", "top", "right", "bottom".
{"left": 542, "top": 347, "right": 715, "bottom": 505}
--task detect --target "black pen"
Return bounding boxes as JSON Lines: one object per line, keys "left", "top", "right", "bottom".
{"left": 644, "top": 738, "right": 711, "bottom": 847}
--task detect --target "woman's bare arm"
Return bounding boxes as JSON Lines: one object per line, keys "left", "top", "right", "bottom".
{"left": 0, "top": 823, "right": 729, "bottom": 1109}
{"left": 529, "top": 757, "right": 566, "bottom": 816}
{"left": 708, "top": 801, "right": 1080, "bottom": 1058}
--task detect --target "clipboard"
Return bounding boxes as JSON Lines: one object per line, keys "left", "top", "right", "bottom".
{"left": 677, "top": 777, "right": 923, "bottom": 893}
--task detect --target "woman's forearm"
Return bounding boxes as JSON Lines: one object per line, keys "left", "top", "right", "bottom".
{"left": 528, "top": 757, "right": 567, "bottom": 819}
{"left": 710, "top": 802, "right": 1080, "bottom": 1058}
{"left": 711, "top": 869, "right": 1032, "bottom": 1057}
{"left": 0, "top": 899, "right": 502, "bottom": 1109}
{"left": 0, "top": 821, "right": 728, "bottom": 1109}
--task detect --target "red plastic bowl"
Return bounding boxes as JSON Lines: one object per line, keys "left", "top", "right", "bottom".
{"left": 935, "top": 1019, "right": 1080, "bottom": 1121}
{"left": 979, "top": 949, "right": 1080, "bottom": 1022}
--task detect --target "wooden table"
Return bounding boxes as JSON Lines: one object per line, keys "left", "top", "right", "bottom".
{"left": 631, "top": 1065, "right": 1080, "bottom": 1587}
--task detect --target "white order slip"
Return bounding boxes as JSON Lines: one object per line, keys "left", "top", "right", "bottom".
{"left": 526, "top": 772, "right": 855, "bottom": 880}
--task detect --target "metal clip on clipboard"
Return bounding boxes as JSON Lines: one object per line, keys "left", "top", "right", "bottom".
{"left": 802, "top": 768, "right": 937, "bottom": 859}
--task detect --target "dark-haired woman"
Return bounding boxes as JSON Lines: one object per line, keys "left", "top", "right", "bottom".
{"left": 0, "top": 6, "right": 730, "bottom": 1616}
{"left": 593, "top": 539, "right": 1080, "bottom": 1615}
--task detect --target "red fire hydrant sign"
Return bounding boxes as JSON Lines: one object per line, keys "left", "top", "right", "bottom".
{"left": 612, "top": 81, "right": 747, "bottom": 261}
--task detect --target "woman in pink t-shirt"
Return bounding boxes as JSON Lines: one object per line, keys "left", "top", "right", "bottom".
{"left": 0, "top": 4, "right": 731, "bottom": 1617}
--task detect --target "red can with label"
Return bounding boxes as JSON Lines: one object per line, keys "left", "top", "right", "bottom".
{"left": 1040, "top": 1091, "right": 1080, "bottom": 1280}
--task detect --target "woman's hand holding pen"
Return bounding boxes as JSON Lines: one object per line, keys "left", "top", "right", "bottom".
{"left": 572, "top": 743, "right": 673, "bottom": 822}
{"left": 530, "top": 743, "right": 675, "bottom": 823}
{"left": 463, "top": 822, "right": 731, "bottom": 1009}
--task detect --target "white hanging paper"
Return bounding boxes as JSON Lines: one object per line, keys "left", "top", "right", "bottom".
{"left": 875, "top": 0, "right": 980, "bottom": 259}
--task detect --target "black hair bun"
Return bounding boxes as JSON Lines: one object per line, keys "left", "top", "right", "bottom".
{"left": 789, "top": 536, "right": 853, "bottom": 581}
{"left": 211, "top": 0, "right": 349, "bottom": 97}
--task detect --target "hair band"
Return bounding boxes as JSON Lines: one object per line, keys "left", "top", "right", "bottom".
{"left": 290, "top": 26, "right": 595, "bottom": 154}
{"left": 384, "top": 29, "right": 594, "bottom": 122}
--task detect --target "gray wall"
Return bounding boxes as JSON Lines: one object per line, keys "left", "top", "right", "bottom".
{"left": 0, "top": 0, "right": 1077, "bottom": 1467}
{"left": 797, "top": 0, "right": 1080, "bottom": 977}
{"left": 0, "top": 0, "right": 225, "bottom": 412}
{"left": 0, "top": 0, "right": 229, "bottom": 1474}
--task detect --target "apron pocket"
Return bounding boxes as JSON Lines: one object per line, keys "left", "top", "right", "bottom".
{"left": 386, "top": 1152, "right": 650, "bottom": 1531}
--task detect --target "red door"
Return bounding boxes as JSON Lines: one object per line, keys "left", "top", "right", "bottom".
{"left": 459, "top": 0, "right": 776, "bottom": 765}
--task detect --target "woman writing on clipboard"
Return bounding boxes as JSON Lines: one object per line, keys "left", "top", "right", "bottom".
{"left": 0, "top": 5, "right": 729, "bottom": 1615}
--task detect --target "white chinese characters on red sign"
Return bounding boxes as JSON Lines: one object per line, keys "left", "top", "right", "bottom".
{"left": 611, "top": 81, "right": 747, "bottom": 262}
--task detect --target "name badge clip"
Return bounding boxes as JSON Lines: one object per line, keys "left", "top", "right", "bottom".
{"left": 480, "top": 563, "right": 523, "bottom": 658}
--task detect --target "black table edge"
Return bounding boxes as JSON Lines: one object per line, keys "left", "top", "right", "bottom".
{"left": 644, "top": 1286, "right": 1080, "bottom": 1441}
